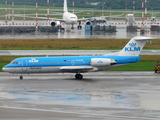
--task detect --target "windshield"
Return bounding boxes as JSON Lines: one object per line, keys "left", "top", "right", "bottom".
{"left": 11, "top": 61, "right": 18, "bottom": 64}
{"left": 70, "top": 17, "right": 76, "bottom": 19}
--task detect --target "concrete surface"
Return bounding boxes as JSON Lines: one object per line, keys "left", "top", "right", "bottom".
{"left": 0, "top": 71, "right": 160, "bottom": 120}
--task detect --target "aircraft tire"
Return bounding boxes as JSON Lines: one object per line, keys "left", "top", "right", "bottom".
{"left": 75, "top": 74, "right": 83, "bottom": 79}
{"left": 79, "top": 75, "right": 83, "bottom": 79}
{"left": 20, "top": 76, "right": 23, "bottom": 80}
{"left": 75, "top": 74, "right": 78, "bottom": 79}
{"left": 77, "top": 26, "right": 82, "bottom": 30}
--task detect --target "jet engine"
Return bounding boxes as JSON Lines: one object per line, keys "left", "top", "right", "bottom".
{"left": 85, "top": 20, "right": 92, "bottom": 25}
{"left": 50, "top": 21, "right": 60, "bottom": 27}
{"left": 91, "top": 58, "right": 116, "bottom": 67}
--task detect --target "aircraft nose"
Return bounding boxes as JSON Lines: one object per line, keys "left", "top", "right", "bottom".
{"left": 71, "top": 19, "right": 77, "bottom": 24}
{"left": 2, "top": 66, "right": 8, "bottom": 72}
{"left": 2, "top": 67, "right": 6, "bottom": 71}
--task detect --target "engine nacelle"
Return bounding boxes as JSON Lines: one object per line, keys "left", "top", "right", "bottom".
{"left": 85, "top": 20, "right": 92, "bottom": 25}
{"left": 50, "top": 21, "right": 60, "bottom": 27}
{"left": 91, "top": 58, "right": 116, "bottom": 67}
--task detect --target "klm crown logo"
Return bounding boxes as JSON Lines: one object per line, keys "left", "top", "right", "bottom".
{"left": 29, "top": 58, "right": 39, "bottom": 63}
{"left": 129, "top": 42, "right": 136, "bottom": 47}
{"left": 125, "top": 42, "right": 140, "bottom": 52}
{"left": 98, "top": 60, "right": 103, "bottom": 64}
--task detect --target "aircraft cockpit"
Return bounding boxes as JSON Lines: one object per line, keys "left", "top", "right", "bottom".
{"left": 70, "top": 17, "right": 76, "bottom": 19}
{"left": 11, "top": 62, "right": 19, "bottom": 64}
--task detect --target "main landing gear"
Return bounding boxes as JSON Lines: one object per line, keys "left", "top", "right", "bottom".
{"left": 77, "top": 21, "right": 82, "bottom": 30}
{"left": 75, "top": 73, "right": 83, "bottom": 79}
{"left": 77, "top": 25, "right": 82, "bottom": 29}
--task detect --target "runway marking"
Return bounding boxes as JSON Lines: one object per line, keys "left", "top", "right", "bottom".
{"left": 0, "top": 106, "right": 157, "bottom": 120}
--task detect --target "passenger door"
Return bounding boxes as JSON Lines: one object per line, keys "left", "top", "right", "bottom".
{"left": 22, "top": 59, "right": 27, "bottom": 72}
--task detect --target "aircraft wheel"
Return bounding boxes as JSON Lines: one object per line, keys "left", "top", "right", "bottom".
{"left": 155, "top": 70, "right": 157, "bottom": 73}
{"left": 75, "top": 74, "right": 83, "bottom": 79}
{"left": 77, "top": 26, "right": 82, "bottom": 30}
{"left": 75, "top": 74, "right": 80, "bottom": 79}
{"left": 60, "top": 28, "right": 65, "bottom": 32}
{"left": 78, "top": 74, "right": 83, "bottom": 79}
{"left": 20, "top": 76, "right": 23, "bottom": 80}
{"left": 71, "top": 26, "right": 74, "bottom": 30}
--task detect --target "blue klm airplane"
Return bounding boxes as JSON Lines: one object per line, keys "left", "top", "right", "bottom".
{"left": 2, "top": 36, "right": 152, "bottom": 80}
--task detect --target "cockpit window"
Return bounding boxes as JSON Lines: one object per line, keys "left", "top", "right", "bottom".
{"left": 70, "top": 17, "right": 76, "bottom": 19}
{"left": 11, "top": 62, "right": 18, "bottom": 64}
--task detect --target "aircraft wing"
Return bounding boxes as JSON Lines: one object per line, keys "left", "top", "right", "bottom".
{"left": 52, "top": 19, "right": 65, "bottom": 22}
{"left": 59, "top": 66, "right": 94, "bottom": 73}
{"left": 102, "top": 13, "right": 125, "bottom": 18}
{"left": 14, "top": 15, "right": 66, "bottom": 22}
{"left": 77, "top": 18, "right": 89, "bottom": 22}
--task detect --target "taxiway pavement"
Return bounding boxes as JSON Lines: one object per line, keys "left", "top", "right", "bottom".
{"left": 0, "top": 71, "right": 160, "bottom": 120}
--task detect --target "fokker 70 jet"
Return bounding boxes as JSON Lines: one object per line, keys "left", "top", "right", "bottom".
{"left": 2, "top": 36, "right": 152, "bottom": 80}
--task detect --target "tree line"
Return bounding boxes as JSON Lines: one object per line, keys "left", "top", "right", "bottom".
{"left": 0, "top": 0, "right": 159, "bottom": 10}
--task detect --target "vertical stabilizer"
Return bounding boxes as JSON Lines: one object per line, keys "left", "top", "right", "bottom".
{"left": 64, "top": 0, "right": 68, "bottom": 12}
{"left": 118, "top": 36, "right": 152, "bottom": 56}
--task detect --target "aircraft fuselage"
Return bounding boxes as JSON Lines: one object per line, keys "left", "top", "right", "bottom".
{"left": 63, "top": 12, "right": 78, "bottom": 25}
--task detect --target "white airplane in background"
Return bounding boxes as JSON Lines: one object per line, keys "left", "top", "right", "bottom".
{"left": 3, "top": 36, "right": 152, "bottom": 80}
{"left": 12, "top": 0, "right": 87, "bottom": 30}
{"left": 50, "top": 0, "right": 87, "bottom": 30}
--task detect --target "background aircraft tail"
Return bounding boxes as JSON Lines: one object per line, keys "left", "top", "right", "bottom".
{"left": 118, "top": 36, "right": 152, "bottom": 56}
{"left": 63, "top": 0, "right": 68, "bottom": 12}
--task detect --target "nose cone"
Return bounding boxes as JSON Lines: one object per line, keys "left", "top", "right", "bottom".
{"left": 2, "top": 66, "right": 10, "bottom": 72}
{"left": 2, "top": 66, "right": 7, "bottom": 72}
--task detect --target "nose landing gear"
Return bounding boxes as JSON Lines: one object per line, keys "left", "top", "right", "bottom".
{"left": 71, "top": 25, "right": 74, "bottom": 30}
{"left": 20, "top": 75, "right": 23, "bottom": 80}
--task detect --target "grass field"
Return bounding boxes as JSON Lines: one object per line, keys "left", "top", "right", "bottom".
{"left": 108, "top": 61, "right": 155, "bottom": 71}
{"left": 0, "top": 38, "right": 160, "bottom": 50}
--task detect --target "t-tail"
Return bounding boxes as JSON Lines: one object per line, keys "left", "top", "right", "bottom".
{"left": 118, "top": 36, "right": 152, "bottom": 56}
{"left": 63, "top": 0, "right": 68, "bottom": 12}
